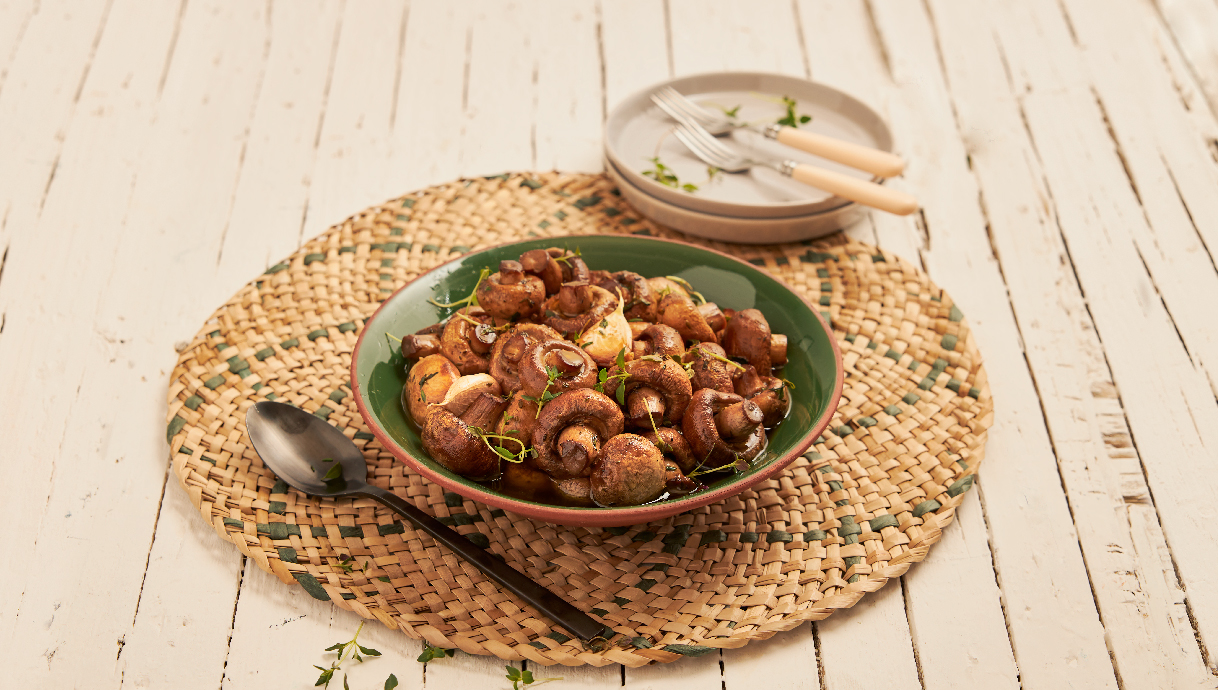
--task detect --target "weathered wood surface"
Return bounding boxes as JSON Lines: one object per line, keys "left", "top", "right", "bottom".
{"left": 0, "top": 1, "right": 1213, "bottom": 688}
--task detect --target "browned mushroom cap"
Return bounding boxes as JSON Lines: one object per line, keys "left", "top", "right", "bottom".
{"left": 495, "top": 391, "right": 541, "bottom": 453}
{"left": 663, "top": 461, "right": 701, "bottom": 495}
{"left": 682, "top": 389, "right": 767, "bottom": 467}
{"left": 640, "top": 427, "right": 697, "bottom": 475}
{"left": 488, "top": 322, "right": 563, "bottom": 393}
{"left": 518, "top": 339, "right": 598, "bottom": 399}
{"left": 403, "top": 354, "right": 460, "bottom": 425}
{"left": 733, "top": 365, "right": 789, "bottom": 427}
{"left": 636, "top": 324, "right": 685, "bottom": 357}
{"left": 697, "top": 302, "right": 726, "bottom": 332}
{"left": 658, "top": 291, "right": 717, "bottom": 343}
{"left": 541, "top": 281, "right": 617, "bottom": 336}
{"left": 589, "top": 434, "right": 667, "bottom": 507}
{"left": 531, "top": 389, "right": 624, "bottom": 479}
{"left": 421, "top": 392, "right": 509, "bottom": 479}
{"left": 440, "top": 306, "right": 497, "bottom": 375}
{"left": 723, "top": 308, "right": 772, "bottom": 374}
{"left": 592, "top": 270, "right": 656, "bottom": 322}
{"left": 647, "top": 276, "right": 690, "bottom": 299}
{"left": 603, "top": 356, "right": 693, "bottom": 428}
{"left": 683, "top": 342, "right": 737, "bottom": 394}
{"left": 475, "top": 260, "right": 546, "bottom": 320}
{"left": 401, "top": 333, "right": 442, "bottom": 359}
{"left": 519, "top": 249, "right": 564, "bottom": 294}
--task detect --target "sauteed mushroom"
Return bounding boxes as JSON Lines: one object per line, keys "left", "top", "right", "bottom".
{"left": 403, "top": 354, "right": 460, "bottom": 425}
{"left": 683, "top": 342, "right": 737, "bottom": 394}
{"left": 440, "top": 306, "right": 497, "bottom": 375}
{"left": 531, "top": 389, "right": 624, "bottom": 479}
{"left": 723, "top": 308, "right": 773, "bottom": 374}
{"left": 657, "top": 289, "right": 717, "bottom": 343}
{"left": 735, "top": 365, "right": 790, "bottom": 427}
{"left": 634, "top": 324, "right": 684, "bottom": 358}
{"left": 591, "top": 270, "right": 656, "bottom": 322}
{"left": 421, "top": 391, "right": 509, "bottom": 479}
{"left": 682, "top": 389, "right": 767, "bottom": 467}
{"left": 495, "top": 391, "right": 541, "bottom": 452}
{"left": 541, "top": 281, "right": 617, "bottom": 337}
{"left": 603, "top": 356, "right": 693, "bottom": 429}
{"left": 589, "top": 433, "right": 666, "bottom": 507}
{"left": 475, "top": 259, "right": 546, "bottom": 320}
{"left": 489, "top": 323, "right": 562, "bottom": 393}
{"left": 640, "top": 427, "right": 697, "bottom": 475}
{"left": 519, "top": 340, "right": 598, "bottom": 399}
{"left": 519, "top": 248, "right": 565, "bottom": 295}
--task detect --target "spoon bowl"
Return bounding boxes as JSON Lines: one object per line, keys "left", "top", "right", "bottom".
{"left": 243, "top": 400, "right": 610, "bottom": 646}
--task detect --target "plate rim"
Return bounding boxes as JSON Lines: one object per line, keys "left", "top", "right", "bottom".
{"left": 349, "top": 234, "right": 845, "bottom": 527}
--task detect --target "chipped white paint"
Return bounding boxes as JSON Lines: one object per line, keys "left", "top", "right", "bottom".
{"left": 0, "top": 1, "right": 1213, "bottom": 688}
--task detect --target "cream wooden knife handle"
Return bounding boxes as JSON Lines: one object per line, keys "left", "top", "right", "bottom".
{"left": 773, "top": 126, "right": 906, "bottom": 178}
{"left": 788, "top": 163, "right": 918, "bottom": 216}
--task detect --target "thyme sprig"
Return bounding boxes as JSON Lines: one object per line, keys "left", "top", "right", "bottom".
{"left": 417, "top": 644, "right": 456, "bottom": 663}
{"left": 312, "top": 622, "right": 383, "bottom": 688}
{"left": 642, "top": 157, "right": 698, "bottom": 193}
{"left": 776, "top": 95, "right": 812, "bottom": 127}
{"left": 471, "top": 427, "right": 534, "bottom": 464}
{"left": 428, "top": 267, "right": 491, "bottom": 309}
{"left": 506, "top": 665, "right": 561, "bottom": 690}
{"left": 521, "top": 365, "right": 563, "bottom": 418}
{"left": 663, "top": 275, "right": 706, "bottom": 305}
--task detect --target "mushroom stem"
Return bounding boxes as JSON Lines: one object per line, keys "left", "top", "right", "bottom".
{"left": 499, "top": 259, "right": 525, "bottom": 285}
{"left": 714, "top": 399, "right": 764, "bottom": 439}
{"left": 771, "top": 334, "right": 788, "bottom": 367}
{"left": 556, "top": 281, "right": 588, "bottom": 314}
{"left": 557, "top": 424, "right": 601, "bottom": 474}
{"left": 401, "top": 333, "right": 441, "bottom": 359}
{"left": 697, "top": 302, "right": 726, "bottom": 332}
{"left": 519, "top": 249, "right": 552, "bottom": 273}
{"left": 626, "top": 387, "right": 666, "bottom": 427}
{"left": 553, "top": 348, "right": 586, "bottom": 375}
{"left": 460, "top": 392, "right": 508, "bottom": 430}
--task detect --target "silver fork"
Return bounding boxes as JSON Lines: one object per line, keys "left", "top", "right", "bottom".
{"left": 670, "top": 120, "right": 918, "bottom": 216}
{"left": 651, "top": 86, "right": 906, "bottom": 178}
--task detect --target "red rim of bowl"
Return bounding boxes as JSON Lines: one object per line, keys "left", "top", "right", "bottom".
{"left": 350, "top": 234, "right": 844, "bottom": 527}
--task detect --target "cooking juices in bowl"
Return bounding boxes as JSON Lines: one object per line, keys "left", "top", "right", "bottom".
{"left": 392, "top": 246, "right": 794, "bottom": 508}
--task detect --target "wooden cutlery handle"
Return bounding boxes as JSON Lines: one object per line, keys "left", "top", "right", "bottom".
{"left": 775, "top": 127, "right": 906, "bottom": 178}
{"left": 790, "top": 163, "right": 918, "bottom": 216}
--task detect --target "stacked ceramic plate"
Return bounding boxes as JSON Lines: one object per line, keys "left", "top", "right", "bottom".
{"left": 605, "top": 72, "right": 900, "bottom": 244}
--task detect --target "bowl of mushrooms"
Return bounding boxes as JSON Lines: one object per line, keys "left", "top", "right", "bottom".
{"left": 351, "top": 235, "right": 842, "bottom": 527}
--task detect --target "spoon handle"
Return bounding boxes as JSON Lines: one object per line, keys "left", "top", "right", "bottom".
{"left": 359, "top": 485, "right": 610, "bottom": 645}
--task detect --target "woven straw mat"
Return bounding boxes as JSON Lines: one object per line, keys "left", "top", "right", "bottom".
{"left": 167, "top": 172, "right": 992, "bottom": 667}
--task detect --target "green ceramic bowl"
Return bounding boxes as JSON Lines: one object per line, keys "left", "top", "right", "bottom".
{"left": 351, "top": 235, "right": 843, "bottom": 527}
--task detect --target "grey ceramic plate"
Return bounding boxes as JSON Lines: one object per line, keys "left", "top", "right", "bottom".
{"left": 606, "top": 157, "right": 865, "bottom": 245}
{"left": 604, "top": 72, "right": 894, "bottom": 219}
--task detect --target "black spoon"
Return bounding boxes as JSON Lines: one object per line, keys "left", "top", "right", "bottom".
{"left": 244, "top": 400, "right": 609, "bottom": 648}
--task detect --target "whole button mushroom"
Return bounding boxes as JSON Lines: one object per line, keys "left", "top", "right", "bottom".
{"left": 531, "top": 389, "right": 624, "bottom": 479}
{"left": 603, "top": 356, "right": 693, "bottom": 429}
{"left": 421, "top": 391, "right": 510, "bottom": 479}
{"left": 590, "top": 270, "right": 656, "bottom": 322}
{"left": 734, "top": 365, "right": 790, "bottom": 427}
{"left": 440, "top": 306, "right": 498, "bottom": 375}
{"left": 634, "top": 324, "right": 685, "bottom": 358}
{"left": 683, "top": 342, "right": 737, "bottom": 394}
{"left": 519, "top": 248, "right": 565, "bottom": 295}
{"left": 488, "top": 322, "right": 563, "bottom": 394}
{"left": 682, "top": 389, "right": 768, "bottom": 467}
{"left": 403, "top": 354, "right": 461, "bottom": 425}
{"left": 640, "top": 427, "right": 697, "bottom": 475}
{"left": 723, "top": 308, "right": 774, "bottom": 375}
{"left": 589, "top": 433, "right": 667, "bottom": 507}
{"left": 518, "top": 340, "right": 598, "bottom": 400}
{"left": 656, "top": 287, "right": 717, "bottom": 343}
{"left": 541, "top": 280, "right": 618, "bottom": 337}
{"left": 475, "top": 260, "right": 546, "bottom": 320}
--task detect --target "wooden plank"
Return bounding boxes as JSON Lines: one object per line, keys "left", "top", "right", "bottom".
{"left": 223, "top": 564, "right": 424, "bottom": 690}
{"left": 0, "top": 0, "right": 109, "bottom": 249}
{"left": 976, "top": 0, "right": 1218, "bottom": 669}
{"left": 667, "top": 0, "right": 805, "bottom": 77}
{"left": 722, "top": 623, "right": 820, "bottom": 690}
{"left": 531, "top": 0, "right": 603, "bottom": 173}
{"left": 862, "top": 2, "right": 1120, "bottom": 688}
{"left": 1057, "top": 0, "right": 1217, "bottom": 391}
{"left": 1151, "top": 0, "right": 1218, "bottom": 115}
{"left": 215, "top": 0, "right": 345, "bottom": 292}
{"left": 121, "top": 4, "right": 347, "bottom": 687}
{"left": 117, "top": 477, "right": 245, "bottom": 689}
{"left": 299, "top": 0, "right": 407, "bottom": 242}
{"left": 624, "top": 651, "right": 723, "bottom": 689}
{"left": 818, "top": 580, "right": 920, "bottom": 690}
{"left": 924, "top": 0, "right": 1216, "bottom": 684}
{"left": 598, "top": 0, "right": 670, "bottom": 110}
{"left": 0, "top": 0, "right": 38, "bottom": 91}
{"left": 795, "top": 3, "right": 1019, "bottom": 689}
{"left": 0, "top": 0, "right": 169, "bottom": 641}
{"left": 2, "top": 0, "right": 270, "bottom": 686}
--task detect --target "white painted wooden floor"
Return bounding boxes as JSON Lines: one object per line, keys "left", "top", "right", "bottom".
{"left": 0, "top": 1, "right": 1215, "bottom": 688}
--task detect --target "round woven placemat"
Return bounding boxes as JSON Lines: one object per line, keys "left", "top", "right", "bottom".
{"left": 167, "top": 172, "right": 991, "bottom": 667}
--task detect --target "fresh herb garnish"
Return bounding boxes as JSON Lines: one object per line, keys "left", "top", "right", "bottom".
{"left": 663, "top": 275, "right": 706, "bottom": 304}
{"left": 506, "top": 665, "right": 561, "bottom": 690}
{"left": 688, "top": 453, "right": 747, "bottom": 478}
{"left": 428, "top": 267, "right": 491, "bottom": 310}
{"left": 322, "top": 463, "right": 344, "bottom": 481}
{"left": 470, "top": 426, "right": 534, "bottom": 464}
{"left": 384, "top": 674, "right": 399, "bottom": 690}
{"left": 719, "top": 104, "right": 741, "bottom": 118}
{"left": 312, "top": 622, "right": 382, "bottom": 688}
{"left": 642, "top": 157, "right": 698, "bottom": 193}
{"left": 776, "top": 95, "right": 812, "bottom": 127}
{"left": 520, "top": 365, "right": 564, "bottom": 418}
{"left": 417, "top": 644, "right": 456, "bottom": 663}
